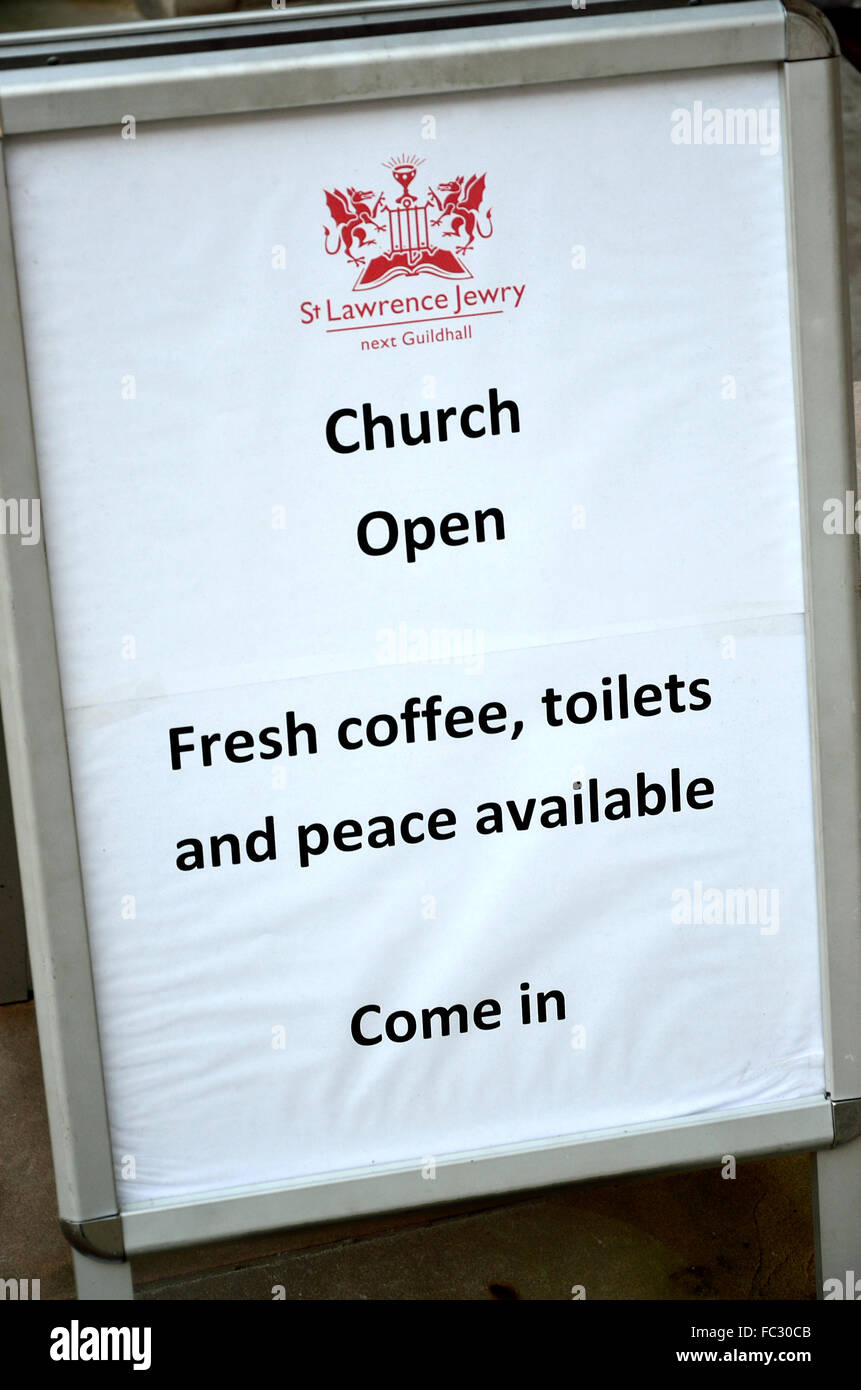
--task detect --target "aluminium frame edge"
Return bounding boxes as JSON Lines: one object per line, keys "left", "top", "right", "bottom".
{"left": 785, "top": 0, "right": 840, "bottom": 61}
{"left": 782, "top": 52, "right": 861, "bottom": 1107}
{"left": 0, "top": 2, "right": 787, "bottom": 136}
{"left": 0, "top": 143, "right": 121, "bottom": 1235}
{"left": 120, "top": 1097, "right": 834, "bottom": 1255}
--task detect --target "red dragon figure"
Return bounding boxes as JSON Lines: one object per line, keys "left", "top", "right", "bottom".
{"left": 323, "top": 187, "right": 387, "bottom": 267}
{"left": 429, "top": 174, "right": 493, "bottom": 253}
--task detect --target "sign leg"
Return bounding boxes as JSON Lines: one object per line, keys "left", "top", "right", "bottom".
{"left": 72, "top": 1250, "right": 134, "bottom": 1301}
{"left": 0, "top": 714, "right": 28, "bottom": 1004}
{"left": 812, "top": 1140, "right": 861, "bottom": 1299}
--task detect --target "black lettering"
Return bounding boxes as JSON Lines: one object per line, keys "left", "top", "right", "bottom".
{"left": 386, "top": 1010, "right": 417, "bottom": 1042}
{"left": 688, "top": 678, "right": 711, "bottom": 711}
{"left": 421, "top": 1004, "right": 468, "bottom": 1038}
{"left": 225, "top": 730, "right": 254, "bottom": 763}
{"left": 326, "top": 407, "right": 359, "bottom": 453}
{"left": 210, "top": 831, "right": 241, "bottom": 867}
{"left": 363, "top": 401, "right": 394, "bottom": 450}
{"left": 298, "top": 822, "right": 328, "bottom": 867}
{"left": 176, "top": 837, "right": 204, "bottom": 871}
{"left": 474, "top": 507, "right": 505, "bottom": 543}
{"left": 488, "top": 387, "right": 520, "bottom": 435}
{"left": 460, "top": 403, "right": 486, "bottom": 438}
{"left": 687, "top": 777, "right": 714, "bottom": 808}
{"left": 351, "top": 1005, "right": 382, "bottom": 1045}
{"left": 246, "top": 816, "right": 277, "bottom": 862}
{"left": 401, "top": 410, "right": 431, "bottom": 446}
{"left": 357, "top": 511, "right": 398, "bottom": 557}
{"left": 474, "top": 999, "right": 501, "bottom": 1030}
{"left": 169, "top": 726, "right": 195, "bottom": 771}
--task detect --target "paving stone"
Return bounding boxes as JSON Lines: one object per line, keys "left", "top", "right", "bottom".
{"left": 0, "top": 1, "right": 141, "bottom": 31}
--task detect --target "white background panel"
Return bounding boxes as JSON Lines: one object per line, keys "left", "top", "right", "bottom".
{"left": 5, "top": 64, "right": 824, "bottom": 1207}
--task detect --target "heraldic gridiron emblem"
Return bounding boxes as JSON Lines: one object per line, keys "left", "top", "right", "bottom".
{"left": 323, "top": 155, "right": 493, "bottom": 291}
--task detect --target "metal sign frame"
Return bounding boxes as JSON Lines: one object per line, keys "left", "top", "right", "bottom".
{"left": 0, "top": 0, "right": 858, "bottom": 1300}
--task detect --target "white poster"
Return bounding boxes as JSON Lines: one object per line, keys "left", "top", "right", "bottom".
{"left": 7, "top": 63, "right": 823, "bottom": 1208}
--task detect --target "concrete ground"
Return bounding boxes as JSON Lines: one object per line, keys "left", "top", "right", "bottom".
{"left": 0, "top": 0, "right": 141, "bottom": 29}
{"left": 0, "top": 8, "right": 858, "bottom": 1301}
{"left": 0, "top": 0, "right": 256, "bottom": 30}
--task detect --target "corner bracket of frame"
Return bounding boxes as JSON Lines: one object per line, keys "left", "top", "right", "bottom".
{"left": 784, "top": 0, "right": 840, "bottom": 61}
{"left": 59, "top": 1214, "right": 126, "bottom": 1262}
{"left": 830, "top": 1097, "right": 861, "bottom": 1146}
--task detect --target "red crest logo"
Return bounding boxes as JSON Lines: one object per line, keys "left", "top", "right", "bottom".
{"left": 323, "top": 155, "right": 494, "bottom": 291}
